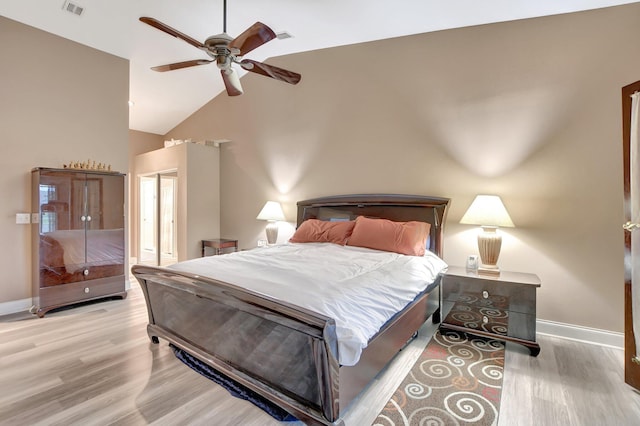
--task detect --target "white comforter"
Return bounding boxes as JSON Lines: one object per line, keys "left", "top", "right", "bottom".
{"left": 168, "top": 242, "right": 447, "bottom": 366}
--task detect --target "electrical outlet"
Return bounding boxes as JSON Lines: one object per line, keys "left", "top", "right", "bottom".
{"left": 16, "top": 213, "right": 30, "bottom": 224}
{"left": 257, "top": 239, "right": 267, "bottom": 247}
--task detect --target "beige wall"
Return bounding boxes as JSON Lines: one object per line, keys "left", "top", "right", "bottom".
{"left": 1, "top": 4, "right": 637, "bottom": 334}
{"left": 129, "top": 130, "right": 164, "bottom": 161}
{"left": 0, "top": 16, "right": 129, "bottom": 309}
{"left": 166, "top": 4, "right": 640, "bottom": 334}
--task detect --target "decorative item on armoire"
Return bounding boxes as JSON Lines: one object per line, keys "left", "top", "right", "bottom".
{"left": 63, "top": 159, "right": 115, "bottom": 172}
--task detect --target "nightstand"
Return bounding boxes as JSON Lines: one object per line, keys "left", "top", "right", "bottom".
{"left": 440, "top": 265, "right": 541, "bottom": 356}
{"left": 201, "top": 239, "right": 238, "bottom": 257}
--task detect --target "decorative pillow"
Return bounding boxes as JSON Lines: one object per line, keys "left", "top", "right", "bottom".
{"left": 347, "top": 216, "right": 431, "bottom": 256}
{"left": 289, "top": 219, "right": 355, "bottom": 245}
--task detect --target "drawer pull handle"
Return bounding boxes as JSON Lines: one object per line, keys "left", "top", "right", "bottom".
{"left": 83, "top": 269, "right": 89, "bottom": 276}
{"left": 482, "top": 290, "right": 489, "bottom": 299}
{"left": 84, "top": 287, "right": 90, "bottom": 294}
{"left": 483, "top": 315, "right": 489, "bottom": 324}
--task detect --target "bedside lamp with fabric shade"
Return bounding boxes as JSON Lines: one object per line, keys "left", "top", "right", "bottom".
{"left": 460, "top": 195, "right": 515, "bottom": 276}
{"left": 256, "top": 201, "right": 285, "bottom": 245}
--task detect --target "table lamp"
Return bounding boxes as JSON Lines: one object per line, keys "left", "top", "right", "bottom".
{"left": 256, "top": 201, "right": 285, "bottom": 245}
{"left": 460, "top": 195, "right": 514, "bottom": 276}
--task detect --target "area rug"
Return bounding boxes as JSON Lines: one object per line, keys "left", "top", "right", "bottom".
{"left": 373, "top": 328, "right": 506, "bottom": 426}
{"left": 171, "top": 344, "right": 297, "bottom": 422}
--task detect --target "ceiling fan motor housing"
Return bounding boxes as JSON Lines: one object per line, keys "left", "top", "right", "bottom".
{"left": 204, "top": 33, "right": 233, "bottom": 48}
{"left": 205, "top": 33, "right": 241, "bottom": 69}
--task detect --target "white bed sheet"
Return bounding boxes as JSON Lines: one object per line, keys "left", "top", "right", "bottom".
{"left": 168, "top": 242, "right": 447, "bottom": 366}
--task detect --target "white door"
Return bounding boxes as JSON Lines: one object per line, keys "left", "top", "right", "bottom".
{"left": 159, "top": 174, "right": 178, "bottom": 266}
{"left": 139, "top": 175, "right": 157, "bottom": 265}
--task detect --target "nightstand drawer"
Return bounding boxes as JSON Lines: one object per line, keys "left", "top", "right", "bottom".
{"left": 442, "top": 278, "right": 536, "bottom": 316}
{"left": 442, "top": 300, "right": 536, "bottom": 342}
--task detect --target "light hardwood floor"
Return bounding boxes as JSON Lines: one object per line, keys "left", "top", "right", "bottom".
{"left": 1, "top": 283, "right": 639, "bottom": 425}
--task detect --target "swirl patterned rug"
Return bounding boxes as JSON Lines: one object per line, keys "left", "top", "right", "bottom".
{"left": 373, "top": 328, "right": 506, "bottom": 426}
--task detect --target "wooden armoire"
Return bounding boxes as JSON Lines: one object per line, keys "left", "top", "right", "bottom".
{"left": 31, "top": 167, "right": 127, "bottom": 317}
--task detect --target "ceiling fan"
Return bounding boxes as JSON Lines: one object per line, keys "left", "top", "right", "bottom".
{"left": 139, "top": 0, "right": 301, "bottom": 96}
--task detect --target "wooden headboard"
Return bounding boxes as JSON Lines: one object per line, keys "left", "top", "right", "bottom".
{"left": 296, "top": 194, "right": 450, "bottom": 257}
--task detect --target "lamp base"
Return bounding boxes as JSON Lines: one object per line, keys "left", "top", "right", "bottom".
{"left": 477, "top": 226, "right": 502, "bottom": 276}
{"left": 478, "top": 265, "right": 501, "bottom": 277}
{"left": 265, "top": 221, "right": 279, "bottom": 245}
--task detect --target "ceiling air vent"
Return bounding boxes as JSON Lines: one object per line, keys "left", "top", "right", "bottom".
{"left": 61, "top": 1, "right": 84, "bottom": 16}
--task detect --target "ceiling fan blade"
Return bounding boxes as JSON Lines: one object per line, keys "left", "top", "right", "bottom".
{"left": 151, "top": 59, "right": 214, "bottom": 72}
{"left": 140, "top": 17, "right": 206, "bottom": 50}
{"left": 228, "top": 22, "right": 276, "bottom": 56}
{"left": 221, "top": 69, "right": 244, "bottom": 96}
{"left": 240, "top": 60, "right": 301, "bottom": 85}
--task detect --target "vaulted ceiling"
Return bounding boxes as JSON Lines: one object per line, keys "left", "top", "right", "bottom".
{"left": 1, "top": 0, "right": 636, "bottom": 135}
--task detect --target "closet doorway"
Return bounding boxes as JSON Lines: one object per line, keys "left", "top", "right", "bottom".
{"left": 138, "top": 171, "right": 178, "bottom": 267}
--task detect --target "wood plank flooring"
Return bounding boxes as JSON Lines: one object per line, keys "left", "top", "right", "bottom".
{"left": 1, "top": 282, "right": 639, "bottom": 425}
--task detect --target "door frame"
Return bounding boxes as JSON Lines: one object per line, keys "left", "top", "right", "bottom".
{"left": 622, "top": 79, "right": 640, "bottom": 390}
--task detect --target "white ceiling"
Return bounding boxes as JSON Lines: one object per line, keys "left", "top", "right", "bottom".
{"left": 1, "top": 0, "right": 636, "bottom": 135}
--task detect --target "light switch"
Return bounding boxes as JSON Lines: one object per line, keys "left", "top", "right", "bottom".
{"left": 16, "top": 213, "right": 31, "bottom": 224}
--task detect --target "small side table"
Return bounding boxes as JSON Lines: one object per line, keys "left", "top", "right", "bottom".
{"left": 201, "top": 238, "right": 238, "bottom": 257}
{"left": 440, "top": 266, "right": 541, "bottom": 356}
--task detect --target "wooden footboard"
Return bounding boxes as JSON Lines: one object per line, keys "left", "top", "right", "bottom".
{"left": 133, "top": 264, "right": 439, "bottom": 425}
{"left": 133, "top": 264, "right": 341, "bottom": 425}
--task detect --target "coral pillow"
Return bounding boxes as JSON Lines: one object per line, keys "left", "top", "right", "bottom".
{"left": 347, "top": 216, "right": 431, "bottom": 256}
{"left": 289, "top": 219, "right": 355, "bottom": 245}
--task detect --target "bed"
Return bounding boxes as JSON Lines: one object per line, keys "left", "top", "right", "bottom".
{"left": 132, "top": 194, "right": 450, "bottom": 425}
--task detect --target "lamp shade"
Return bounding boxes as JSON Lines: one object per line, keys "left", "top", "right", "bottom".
{"left": 256, "top": 201, "right": 285, "bottom": 222}
{"left": 459, "top": 195, "right": 514, "bottom": 228}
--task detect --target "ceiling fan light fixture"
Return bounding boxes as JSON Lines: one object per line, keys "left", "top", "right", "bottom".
{"left": 216, "top": 55, "right": 230, "bottom": 69}
{"left": 221, "top": 68, "right": 243, "bottom": 96}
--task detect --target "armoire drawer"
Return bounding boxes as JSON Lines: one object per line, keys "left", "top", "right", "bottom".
{"left": 37, "top": 275, "right": 125, "bottom": 313}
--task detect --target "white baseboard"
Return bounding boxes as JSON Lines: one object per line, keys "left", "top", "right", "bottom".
{"left": 0, "top": 298, "right": 33, "bottom": 316}
{"left": 537, "top": 319, "right": 624, "bottom": 350}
